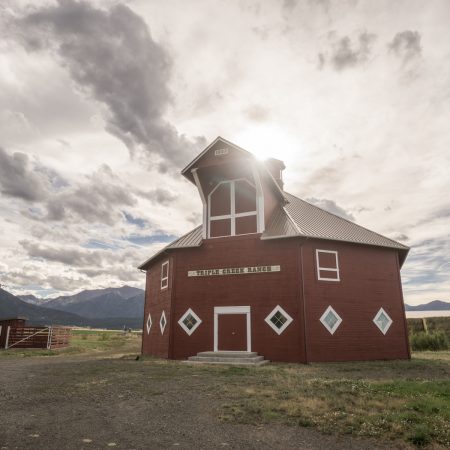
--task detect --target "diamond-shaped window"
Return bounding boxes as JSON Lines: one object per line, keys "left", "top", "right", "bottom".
{"left": 320, "top": 306, "right": 342, "bottom": 335}
{"left": 373, "top": 308, "right": 393, "bottom": 335}
{"left": 265, "top": 305, "right": 293, "bottom": 335}
{"left": 178, "top": 308, "right": 202, "bottom": 336}
{"left": 160, "top": 310, "right": 167, "bottom": 335}
{"left": 146, "top": 313, "right": 152, "bottom": 335}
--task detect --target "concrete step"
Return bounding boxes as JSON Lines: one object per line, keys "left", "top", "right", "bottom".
{"left": 185, "top": 351, "right": 269, "bottom": 366}
{"left": 184, "top": 359, "right": 269, "bottom": 366}
{"left": 196, "top": 351, "right": 258, "bottom": 358}
{"left": 188, "top": 355, "right": 264, "bottom": 363}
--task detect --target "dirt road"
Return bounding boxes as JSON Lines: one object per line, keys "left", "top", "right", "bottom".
{"left": 0, "top": 355, "right": 402, "bottom": 449}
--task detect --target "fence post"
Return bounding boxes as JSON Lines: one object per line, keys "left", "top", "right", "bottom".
{"left": 47, "top": 326, "right": 53, "bottom": 349}
{"left": 5, "top": 326, "right": 10, "bottom": 349}
{"left": 422, "top": 318, "right": 428, "bottom": 334}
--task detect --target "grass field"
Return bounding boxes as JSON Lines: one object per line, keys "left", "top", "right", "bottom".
{"left": 1, "top": 330, "right": 449, "bottom": 448}
{"left": 216, "top": 352, "right": 450, "bottom": 448}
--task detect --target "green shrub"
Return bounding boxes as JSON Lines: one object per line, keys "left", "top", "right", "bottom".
{"left": 410, "top": 331, "right": 448, "bottom": 351}
{"left": 99, "top": 332, "right": 110, "bottom": 341}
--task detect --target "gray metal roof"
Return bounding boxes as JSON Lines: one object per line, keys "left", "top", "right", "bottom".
{"left": 138, "top": 226, "right": 202, "bottom": 270}
{"left": 168, "top": 225, "right": 203, "bottom": 248}
{"left": 262, "top": 192, "right": 409, "bottom": 251}
{"left": 139, "top": 193, "right": 408, "bottom": 270}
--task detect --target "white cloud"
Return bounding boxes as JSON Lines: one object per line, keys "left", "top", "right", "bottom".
{"left": 0, "top": 0, "right": 448, "bottom": 304}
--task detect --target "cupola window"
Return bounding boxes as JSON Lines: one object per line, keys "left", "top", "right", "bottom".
{"left": 208, "top": 179, "right": 257, "bottom": 238}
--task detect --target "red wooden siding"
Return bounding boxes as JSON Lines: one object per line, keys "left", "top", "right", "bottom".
{"left": 141, "top": 235, "right": 409, "bottom": 363}
{"left": 302, "top": 240, "right": 409, "bottom": 362}
{"left": 141, "top": 256, "right": 173, "bottom": 358}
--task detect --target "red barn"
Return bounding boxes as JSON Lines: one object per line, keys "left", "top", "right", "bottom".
{"left": 139, "top": 137, "right": 410, "bottom": 363}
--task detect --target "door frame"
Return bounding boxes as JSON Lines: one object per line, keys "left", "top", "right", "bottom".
{"left": 214, "top": 306, "right": 251, "bottom": 352}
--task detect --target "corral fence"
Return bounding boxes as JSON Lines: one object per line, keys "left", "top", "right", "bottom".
{"left": 0, "top": 319, "right": 71, "bottom": 350}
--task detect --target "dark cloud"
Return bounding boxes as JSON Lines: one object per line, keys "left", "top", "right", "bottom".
{"left": 149, "top": 188, "right": 178, "bottom": 206}
{"left": 306, "top": 197, "right": 355, "bottom": 221}
{"left": 134, "top": 187, "right": 178, "bottom": 206}
{"left": 6, "top": 0, "right": 205, "bottom": 169}
{"left": 46, "top": 165, "right": 136, "bottom": 225}
{"left": 388, "top": 30, "right": 422, "bottom": 62}
{"left": 0, "top": 147, "right": 49, "bottom": 201}
{"left": 20, "top": 240, "right": 103, "bottom": 267}
{"left": 0, "top": 148, "right": 140, "bottom": 226}
{"left": 320, "top": 31, "right": 376, "bottom": 71}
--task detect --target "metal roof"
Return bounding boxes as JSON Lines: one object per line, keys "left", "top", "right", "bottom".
{"left": 262, "top": 192, "right": 409, "bottom": 251}
{"left": 139, "top": 192, "right": 408, "bottom": 270}
{"left": 138, "top": 226, "right": 202, "bottom": 270}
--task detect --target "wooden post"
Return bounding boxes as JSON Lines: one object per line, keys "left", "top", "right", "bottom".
{"left": 422, "top": 318, "right": 428, "bottom": 334}
{"left": 5, "top": 326, "right": 10, "bottom": 349}
{"left": 47, "top": 326, "right": 53, "bottom": 349}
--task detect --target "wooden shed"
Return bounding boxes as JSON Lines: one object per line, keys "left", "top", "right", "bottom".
{"left": 139, "top": 137, "right": 410, "bottom": 363}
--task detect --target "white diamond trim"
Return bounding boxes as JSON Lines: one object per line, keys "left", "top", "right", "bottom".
{"left": 160, "top": 310, "right": 167, "bottom": 335}
{"left": 373, "top": 307, "right": 393, "bottom": 335}
{"left": 320, "top": 305, "right": 342, "bottom": 335}
{"left": 178, "top": 308, "right": 202, "bottom": 336}
{"left": 264, "top": 305, "right": 293, "bottom": 335}
{"left": 146, "top": 313, "right": 152, "bottom": 335}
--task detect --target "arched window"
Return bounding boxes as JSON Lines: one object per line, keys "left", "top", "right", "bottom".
{"left": 208, "top": 179, "right": 258, "bottom": 238}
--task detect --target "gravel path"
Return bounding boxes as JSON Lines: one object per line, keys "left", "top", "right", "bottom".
{"left": 0, "top": 355, "right": 406, "bottom": 449}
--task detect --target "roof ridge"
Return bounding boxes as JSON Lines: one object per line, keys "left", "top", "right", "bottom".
{"left": 284, "top": 191, "right": 409, "bottom": 250}
{"left": 281, "top": 204, "right": 303, "bottom": 235}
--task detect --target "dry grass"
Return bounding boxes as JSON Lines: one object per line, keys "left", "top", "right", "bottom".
{"left": 216, "top": 353, "right": 450, "bottom": 447}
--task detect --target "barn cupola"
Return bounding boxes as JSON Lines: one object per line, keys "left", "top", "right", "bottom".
{"left": 264, "top": 158, "right": 285, "bottom": 190}
{"left": 181, "top": 137, "right": 286, "bottom": 240}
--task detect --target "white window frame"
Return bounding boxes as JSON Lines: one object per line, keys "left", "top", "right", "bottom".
{"left": 160, "top": 310, "right": 167, "bottom": 335}
{"left": 320, "top": 305, "right": 342, "bottom": 335}
{"left": 264, "top": 305, "right": 293, "bottom": 335}
{"left": 178, "top": 308, "right": 202, "bottom": 336}
{"left": 146, "top": 313, "right": 152, "bottom": 335}
{"left": 316, "top": 249, "right": 340, "bottom": 282}
{"left": 161, "top": 260, "right": 169, "bottom": 290}
{"left": 373, "top": 307, "right": 393, "bottom": 335}
{"left": 207, "top": 178, "right": 258, "bottom": 238}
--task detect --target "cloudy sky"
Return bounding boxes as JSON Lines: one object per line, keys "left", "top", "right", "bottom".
{"left": 0, "top": 0, "right": 449, "bottom": 304}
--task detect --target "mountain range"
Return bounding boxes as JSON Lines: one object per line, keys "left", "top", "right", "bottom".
{"left": 1, "top": 285, "right": 449, "bottom": 329}
{"left": 0, "top": 286, "right": 145, "bottom": 329}
{"left": 404, "top": 300, "right": 450, "bottom": 311}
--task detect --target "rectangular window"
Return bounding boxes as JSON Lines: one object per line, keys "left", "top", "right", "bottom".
{"left": 316, "top": 250, "right": 340, "bottom": 281}
{"left": 161, "top": 261, "right": 169, "bottom": 290}
{"left": 208, "top": 179, "right": 258, "bottom": 238}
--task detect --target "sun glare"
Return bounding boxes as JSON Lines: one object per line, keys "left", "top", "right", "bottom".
{"left": 234, "top": 125, "right": 302, "bottom": 164}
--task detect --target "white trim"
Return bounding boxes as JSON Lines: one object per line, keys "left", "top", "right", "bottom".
{"left": 250, "top": 161, "right": 265, "bottom": 233}
{"left": 159, "top": 310, "right": 167, "bottom": 335}
{"left": 208, "top": 179, "right": 258, "bottom": 238}
{"left": 181, "top": 136, "right": 254, "bottom": 175}
{"left": 161, "top": 260, "right": 169, "bottom": 290}
{"left": 178, "top": 308, "right": 202, "bottom": 336}
{"left": 265, "top": 305, "right": 294, "bottom": 335}
{"left": 320, "top": 306, "right": 342, "bottom": 335}
{"left": 213, "top": 306, "right": 251, "bottom": 352}
{"left": 316, "top": 249, "right": 340, "bottom": 282}
{"left": 146, "top": 313, "right": 152, "bottom": 335}
{"left": 373, "top": 307, "right": 393, "bottom": 335}
{"left": 192, "top": 168, "right": 207, "bottom": 239}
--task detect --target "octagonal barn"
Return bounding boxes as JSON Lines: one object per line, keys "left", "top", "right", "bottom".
{"left": 139, "top": 137, "right": 410, "bottom": 363}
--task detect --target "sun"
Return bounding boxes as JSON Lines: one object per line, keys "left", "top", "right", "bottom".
{"left": 234, "top": 124, "right": 302, "bottom": 164}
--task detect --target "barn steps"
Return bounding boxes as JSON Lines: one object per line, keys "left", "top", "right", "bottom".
{"left": 186, "top": 351, "right": 269, "bottom": 366}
